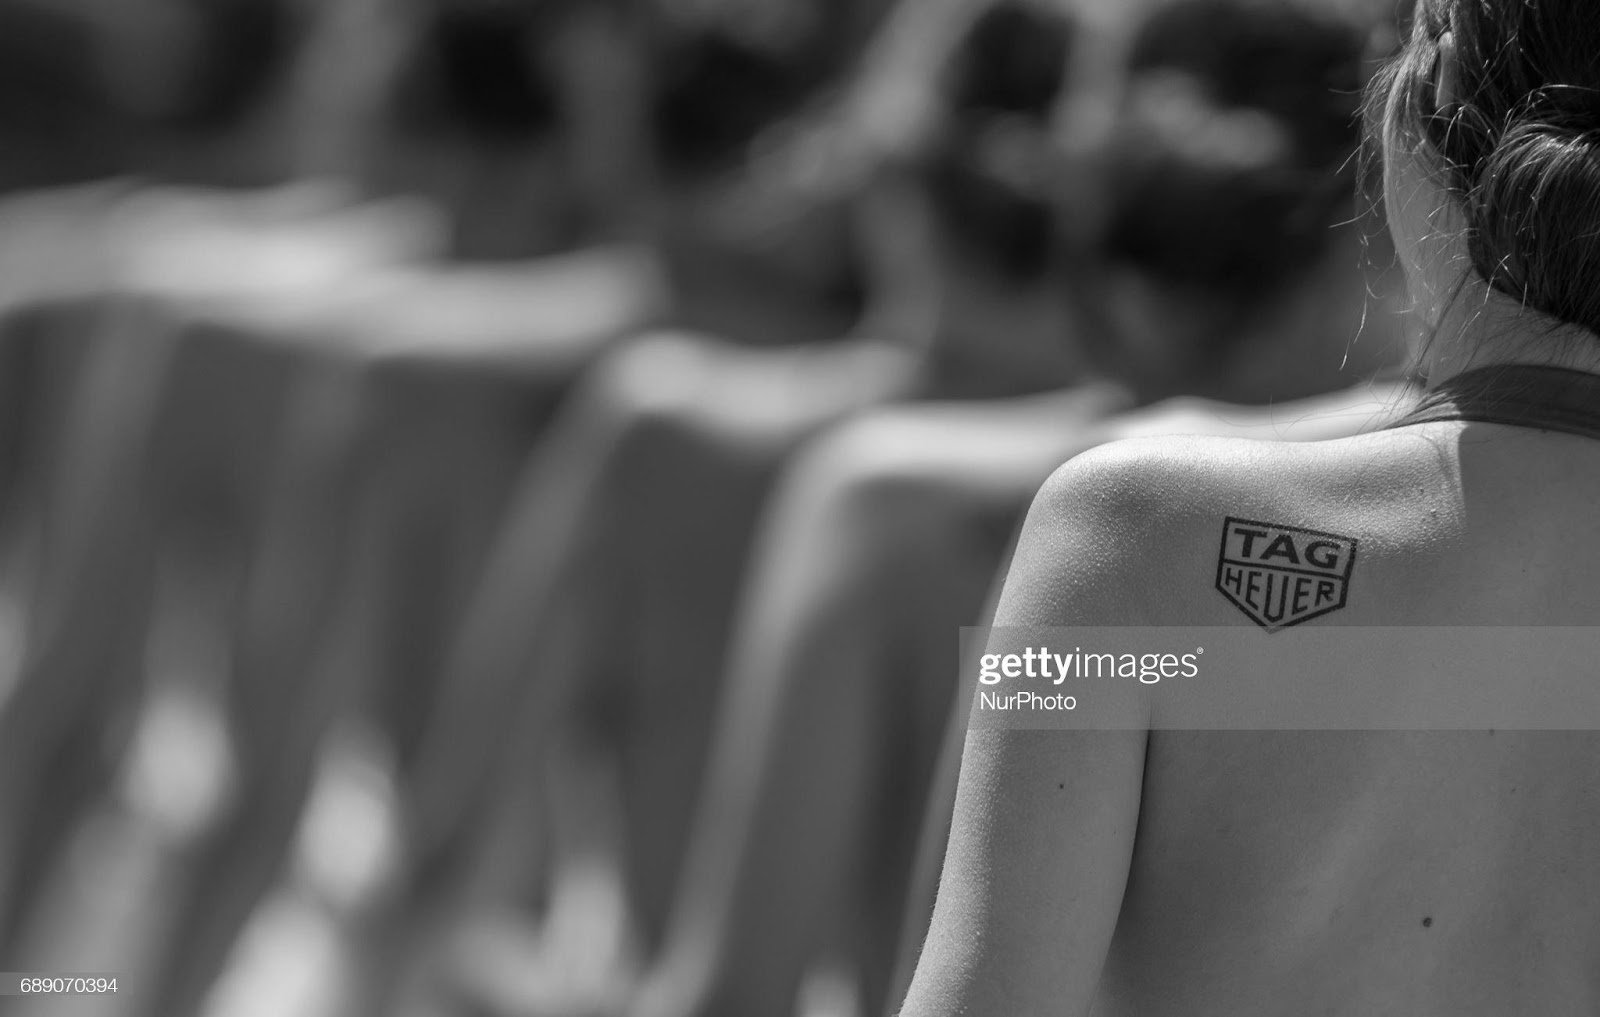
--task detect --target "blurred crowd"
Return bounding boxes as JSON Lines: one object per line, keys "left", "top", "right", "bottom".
{"left": 0, "top": 0, "right": 1418, "bottom": 1015}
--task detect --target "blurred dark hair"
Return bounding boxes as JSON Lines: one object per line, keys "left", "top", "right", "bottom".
{"left": 0, "top": 0, "right": 294, "bottom": 153}
{"left": 396, "top": 3, "right": 562, "bottom": 144}
{"left": 649, "top": 0, "right": 878, "bottom": 179}
{"left": 1101, "top": 0, "right": 1368, "bottom": 296}
{"left": 947, "top": 0, "right": 1076, "bottom": 119}
{"left": 650, "top": 26, "right": 813, "bottom": 176}
{"left": 162, "top": 0, "right": 297, "bottom": 131}
{"left": 1385, "top": 0, "right": 1600, "bottom": 338}
{"left": 920, "top": 0, "right": 1078, "bottom": 283}
{"left": 0, "top": 3, "right": 118, "bottom": 185}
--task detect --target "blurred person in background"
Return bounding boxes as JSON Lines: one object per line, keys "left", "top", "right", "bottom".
{"left": 353, "top": 0, "right": 885, "bottom": 336}
{"left": 358, "top": 0, "right": 611, "bottom": 260}
{"left": 92, "top": 2, "right": 899, "bottom": 1014}
{"left": 0, "top": 1, "right": 583, "bottom": 1012}
{"left": 69, "top": 4, "right": 654, "bottom": 1014}
{"left": 406, "top": 1, "right": 1104, "bottom": 1008}
{"left": 620, "top": 3, "right": 1411, "bottom": 1016}
{"left": 0, "top": 0, "right": 317, "bottom": 960}
{"left": 0, "top": 3, "right": 886, "bottom": 1012}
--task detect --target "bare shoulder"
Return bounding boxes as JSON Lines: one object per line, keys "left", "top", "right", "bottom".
{"left": 1000, "top": 428, "right": 1465, "bottom": 627}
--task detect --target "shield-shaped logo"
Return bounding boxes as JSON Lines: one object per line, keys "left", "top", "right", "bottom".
{"left": 1215, "top": 517, "right": 1357, "bottom": 631}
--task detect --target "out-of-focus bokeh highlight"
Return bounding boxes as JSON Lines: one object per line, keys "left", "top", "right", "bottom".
{"left": 0, "top": 1, "right": 1414, "bottom": 1015}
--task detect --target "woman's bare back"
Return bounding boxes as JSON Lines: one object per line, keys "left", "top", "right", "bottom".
{"left": 905, "top": 417, "right": 1600, "bottom": 1016}
{"left": 1112, "top": 419, "right": 1600, "bottom": 1015}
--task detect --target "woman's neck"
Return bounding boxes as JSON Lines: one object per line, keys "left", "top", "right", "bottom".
{"left": 1419, "top": 279, "right": 1600, "bottom": 385}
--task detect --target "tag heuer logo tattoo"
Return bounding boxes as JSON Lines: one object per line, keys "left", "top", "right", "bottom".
{"left": 1215, "top": 517, "right": 1357, "bottom": 630}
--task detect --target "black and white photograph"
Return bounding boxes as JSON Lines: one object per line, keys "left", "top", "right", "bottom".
{"left": 0, "top": 0, "right": 1595, "bottom": 1014}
